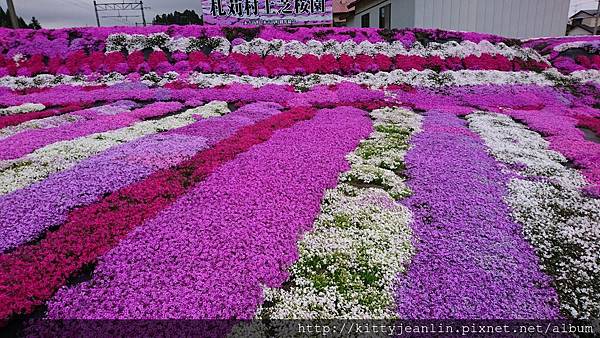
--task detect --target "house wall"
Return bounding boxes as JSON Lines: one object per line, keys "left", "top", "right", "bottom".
{"left": 346, "top": 0, "right": 393, "bottom": 28}
{"left": 582, "top": 17, "right": 598, "bottom": 27}
{"left": 413, "top": 0, "right": 570, "bottom": 38}
{"left": 567, "top": 26, "right": 593, "bottom": 36}
{"left": 392, "top": 0, "right": 415, "bottom": 28}
{"left": 345, "top": 0, "right": 570, "bottom": 38}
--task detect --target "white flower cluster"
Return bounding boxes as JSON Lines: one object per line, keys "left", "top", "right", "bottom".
{"left": 255, "top": 107, "right": 420, "bottom": 321}
{"left": 231, "top": 38, "right": 546, "bottom": 62}
{"left": 0, "top": 103, "right": 46, "bottom": 116}
{"left": 105, "top": 33, "right": 231, "bottom": 55}
{"left": 468, "top": 112, "right": 600, "bottom": 319}
{"left": 12, "top": 53, "right": 25, "bottom": 65}
{"left": 553, "top": 41, "right": 600, "bottom": 53}
{"left": 140, "top": 71, "right": 179, "bottom": 86}
{"left": 0, "top": 101, "right": 229, "bottom": 195}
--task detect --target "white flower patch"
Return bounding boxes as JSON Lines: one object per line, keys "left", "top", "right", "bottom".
{"left": 340, "top": 165, "right": 410, "bottom": 200}
{"left": 189, "top": 70, "right": 556, "bottom": 89}
{"left": 12, "top": 53, "right": 25, "bottom": 65}
{"left": 569, "top": 69, "right": 600, "bottom": 85}
{"left": 467, "top": 112, "right": 587, "bottom": 189}
{"left": 255, "top": 107, "right": 421, "bottom": 321}
{"left": 140, "top": 71, "right": 179, "bottom": 86}
{"left": 467, "top": 112, "right": 600, "bottom": 319}
{"left": 105, "top": 33, "right": 231, "bottom": 54}
{"left": 257, "top": 186, "right": 413, "bottom": 320}
{"left": 0, "top": 103, "right": 46, "bottom": 116}
{"left": 0, "top": 101, "right": 229, "bottom": 195}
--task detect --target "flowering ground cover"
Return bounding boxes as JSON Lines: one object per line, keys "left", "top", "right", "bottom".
{"left": 0, "top": 25, "right": 599, "bottom": 333}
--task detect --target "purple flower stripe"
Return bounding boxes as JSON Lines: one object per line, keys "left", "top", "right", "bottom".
{"left": 0, "top": 101, "right": 183, "bottom": 160}
{"left": 46, "top": 106, "right": 372, "bottom": 319}
{"left": 0, "top": 102, "right": 283, "bottom": 252}
{"left": 396, "top": 111, "right": 561, "bottom": 319}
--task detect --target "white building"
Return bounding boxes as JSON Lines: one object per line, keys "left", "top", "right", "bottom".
{"left": 343, "top": 0, "right": 571, "bottom": 38}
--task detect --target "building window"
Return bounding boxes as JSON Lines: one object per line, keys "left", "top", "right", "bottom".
{"left": 379, "top": 4, "right": 390, "bottom": 29}
{"left": 361, "top": 13, "right": 370, "bottom": 28}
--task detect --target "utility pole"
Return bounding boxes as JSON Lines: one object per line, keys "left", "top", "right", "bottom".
{"left": 140, "top": 1, "right": 146, "bottom": 27}
{"left": 6, "top": 0, "right": 19, "bottom": 28}
{"left": 94, "top": 1, "right": 101, "bottom": 27}
{"left": 594, "top": 0, "right": 600, "bottom": 35}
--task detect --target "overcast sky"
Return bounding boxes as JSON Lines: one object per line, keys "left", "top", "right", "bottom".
{"left": 7, "top": 0, "right": 600, "bottom": 28}
{"left": 12, "top": 0, "right": 200, "bottom": 28}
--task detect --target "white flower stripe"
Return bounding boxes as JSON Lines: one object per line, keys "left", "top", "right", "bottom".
{"left": 553, "top": 41, "right": 600, "bottom": 53}
{"left": 467, "top": 112, "right": 600, "bottom": 319}
{"left": 0, "top": 103, "right": 46, "bottom": 116}
{"left": 255, "top": 107, "right": 420, "bottom": 321}
{"left": 3, "top": 69, "right": 592, "bottom": 91}
{"left": 0, "top": 101, "right": 230, "bottom": 196}
{"left": 105, "top": 33, "right": 546, "bottom": 62}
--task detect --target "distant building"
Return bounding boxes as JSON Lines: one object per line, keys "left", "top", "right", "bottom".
{"left": 339, "top": 0, "right": 570, "bottom": 38}
{"left": 333, "top": 0, "right": 357, "bottom": 26}
{"left": 567, "top": 9, "right": 599, "bottom": 35}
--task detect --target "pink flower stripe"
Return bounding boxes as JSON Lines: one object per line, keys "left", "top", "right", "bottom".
{"left": 0, "top": 105, "right": 314, "bottom": 322}
{"left": 4, "top": 51, "right": 548, "bottom": 77}
{"left": 0, "top": 101, "right": 183, "bottom": 160}
{"left": 46, "top": 106, "right": 371, "bottom": 319}
{"left": 0, "top": 82, "right": 385, "bottom": 114}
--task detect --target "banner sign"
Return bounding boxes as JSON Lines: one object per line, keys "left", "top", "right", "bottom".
{"left": 202, "top": 0, "right": 333, "bottom": 26}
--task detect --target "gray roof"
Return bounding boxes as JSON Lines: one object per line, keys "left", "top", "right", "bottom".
{"left": 570, "top": 9, "right": 599, "bottom": 19}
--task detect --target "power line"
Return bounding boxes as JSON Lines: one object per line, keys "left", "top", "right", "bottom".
{"left": 61, "top": 0, "right": 90, "bottom": 11}
{"left": 93, "top": 1, "right": 150, "bottom": 27}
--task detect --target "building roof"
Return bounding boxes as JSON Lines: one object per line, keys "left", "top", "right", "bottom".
{"left": 570, "top": 9, "right": 599, "bottom": 19}
{"left": 333, "top": 0, "right": 357, "bottom": 14}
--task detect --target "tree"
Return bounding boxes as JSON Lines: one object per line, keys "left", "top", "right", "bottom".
{"left": 152, "top": 9, "right": 202, "bottom": 25}
{"left": 0, "top": 6, "right": 42, "bottom": 28}
{"left": 29, "top": 17, "right": 41, "bottom": 29}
